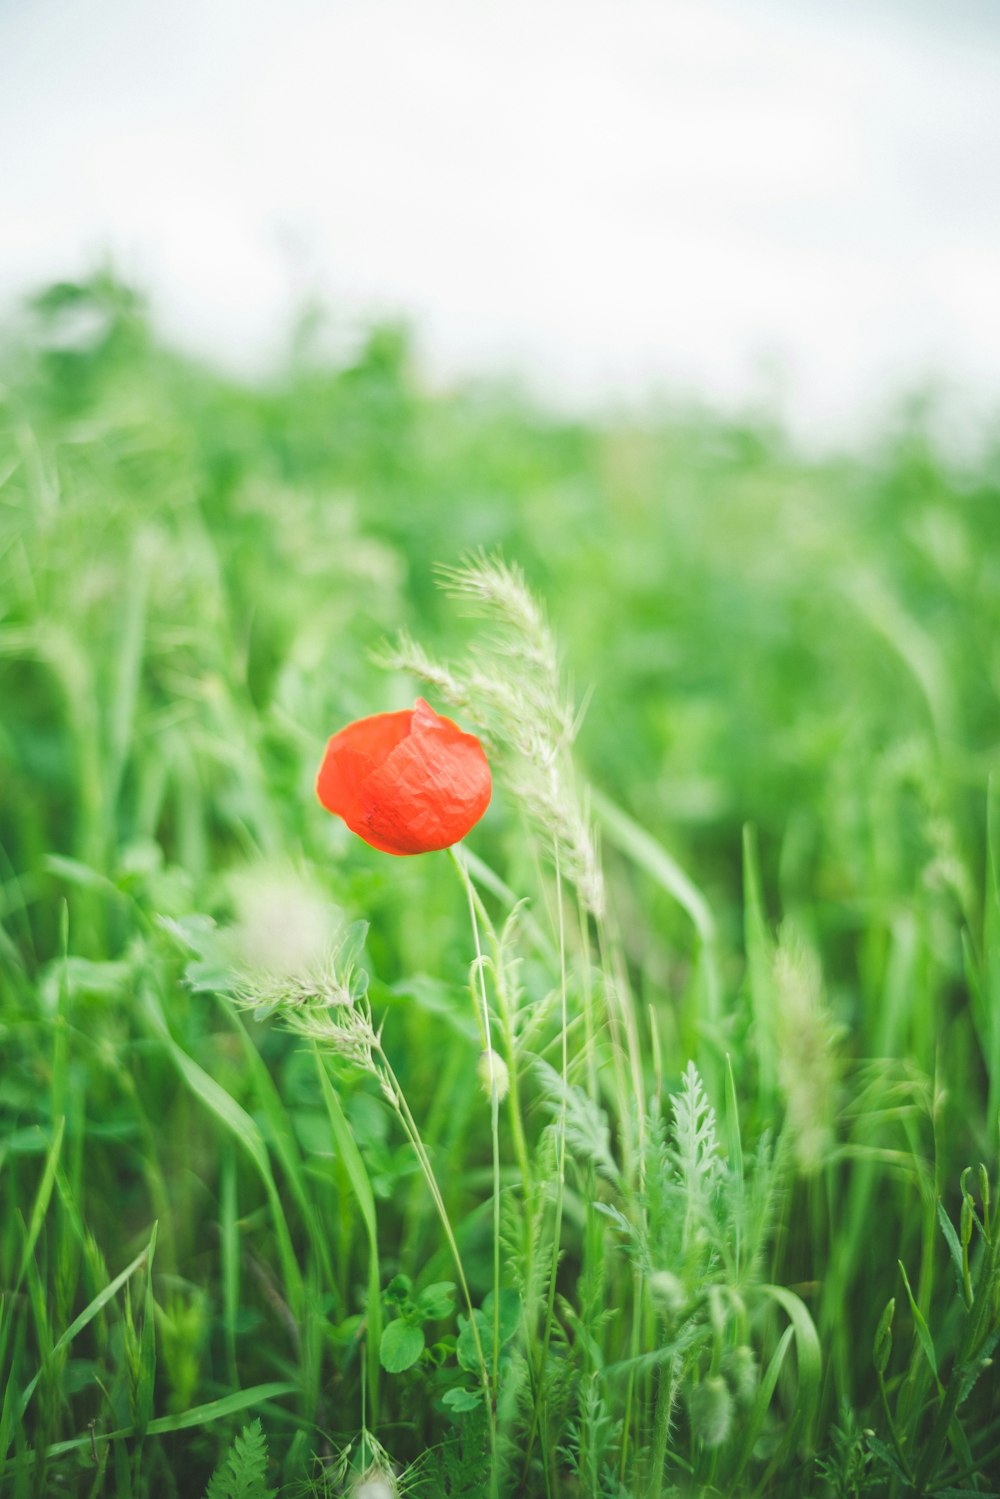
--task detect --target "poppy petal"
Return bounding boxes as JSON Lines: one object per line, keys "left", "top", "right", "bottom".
{"left": 316, "top": 708, "right": 413, "bottom": 822}
{"left": 362, "top": 703, "right": 491, "bottom": 854}
{"left": 316, "top": 699, "right": 491, "bottom": 855}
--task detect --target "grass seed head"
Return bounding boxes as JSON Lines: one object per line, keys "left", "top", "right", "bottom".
{"left": 477, "top": 1047, "right": 510, "bottom": 1101}
{"left": 773, "top": 925, "right": 841, "bottom": 1174}
{"left": 223, "top": 862, "right": 339, "bottom": 980}
{"left": 352, "top": 1468, "right": 397, "bottom": 1499}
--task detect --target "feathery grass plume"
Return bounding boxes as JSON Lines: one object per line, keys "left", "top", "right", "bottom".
{"left": 379, "top": 552, "right": 604, "bottom": 915}
{"left": 772, "top": 924, "right": 842, "bottom": 1173}
{"left": 307, "top": 1431, "right": 411, "bottom": 1498}
{"left": 231, "top": 919, "right": 381, "bottom": 1076}
{"left": 351, "top": 1470, "right": 397, "bottom": 1499}
{"left": 222, "top": 861, "right": 340, "bottom": 981}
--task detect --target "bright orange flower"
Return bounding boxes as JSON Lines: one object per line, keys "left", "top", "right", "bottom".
{"left": 316, "top": 698, "right": 491, "bottom": 855}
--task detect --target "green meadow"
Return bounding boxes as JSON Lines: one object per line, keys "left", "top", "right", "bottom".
{"left": 2, "top": 272, "right": 999, "bottom": 1496}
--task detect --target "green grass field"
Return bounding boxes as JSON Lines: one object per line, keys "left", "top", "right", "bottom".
{"left": 2, "top": 272, "right": 999, "bottom": 1497}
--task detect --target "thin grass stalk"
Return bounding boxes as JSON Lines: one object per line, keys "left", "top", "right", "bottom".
{"left": 375, "top": 1047, "right": 497, "bottom": 1476}
{"left": 449, "top": 849, "right": 503, "bottom": 1410}
{"left": 645, "top": 1360, "right": 679, "bottom": 1499}
{"left": 523, "top": 842, "right": 570, "bottom": 1489}
{"left": 458, "top": 854, "right": 535, "bottom": 1204}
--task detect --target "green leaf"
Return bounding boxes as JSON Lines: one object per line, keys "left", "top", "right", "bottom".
{"left": 873, "top": 1296, "right": 894, "bottom": 1376}
{"left": 141, "top": 985, "right": 305, "bottom": 1318}
{"left": 314, "top": 1050, "right": 381, "bottom": 1425}
{"left": 898, "top": 1259, "right": 939, "bottom": 1381}
{"left": 732, "top": 1325, "right": 794, "bottom": 1481}
{"left": 482, "top": 1289, "right": 520, "bottom": 1346}
{"left": 937, "top": 1199, "right": 969, "bottom": 1304}
{"left": 135, "top": 1221, "right": 158, "bottom": 1437}
{"left": 742, "top": 824, "right": 778, "bottom": 1104}
{"left": 16, "top": 1117, "right": 65, "bottom": 1293}
{"left": 456, "top": 1313, "right": 485, "bottom": 1375}
{"left": 757, "top": 1284, "right": 822, "bottom": 1452}
{"left": 385, "top": 1274, "right": 413, "bottom": 1309}
{"left": 203, "top": 1418, "right": 276, "bottom": 1499}
{"left": 19, "top": 1230, "right": 154, "bottom": 1421}
{"left": 380, "top": 1320, "right": 425, "bottom": 1373}
{"left": 3, "top": 1384, "right": 296, "bottom": 1474}
{"left": 442, "top": 1386, "right": 482, "bottom": 1413}
{"left": 417, "top": 1282, "right": 456, "bottom": 1320}
{"left": 590, "top": 787, "right": 715, "bottom": 943}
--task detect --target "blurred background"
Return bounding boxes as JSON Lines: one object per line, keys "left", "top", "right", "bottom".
{"left": 3, "top": 0, "right": 1000, "bottom": 446}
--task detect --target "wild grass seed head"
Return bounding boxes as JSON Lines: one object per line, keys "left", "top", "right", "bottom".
{"left": 222, "top": 861, "right": 340, "bottom": 981}
{"left": 380, "top": 551, "right": 604, "bottom": 914}
{"left": 772, "top": 924, "right": 842, "bottom": 1174}
{"left": 229, "top": 921, "right": 381, "bottom": 1076}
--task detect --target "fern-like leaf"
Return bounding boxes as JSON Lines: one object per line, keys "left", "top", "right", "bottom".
{"left": 532, "top": 1056, "right": 622, "bottom": 1183}
{"left": 203, "top": 1419, "right": 276, "bottom": 1499}
{"left": 670, "top": 1062, "right": 721, "bottom": 1252}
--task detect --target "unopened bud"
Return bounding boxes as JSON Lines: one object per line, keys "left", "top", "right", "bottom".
{"left": 477, "top": 1049, "right": 510, "bottom": 1102}
{"left": 688, "top": 1375, "right": 733, "bottom": 1449}
{"left": 723, "top": 1345, "right": 758, "bottom": 1407}
{"left": 873, "top": 1297, "right": 895, "bottom": 1376}
{"left": 649, "top": 1271, "right": 686, "bottom": 1316}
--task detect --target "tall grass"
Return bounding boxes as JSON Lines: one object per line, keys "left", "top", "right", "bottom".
{"left": 1, "top": 272, "right": 999, "bottom": 1495}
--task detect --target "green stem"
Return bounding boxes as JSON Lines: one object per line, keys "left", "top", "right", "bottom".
{"left": 914, "top": 1219, "right": 1000, "bottom": 1490}
{"left": 525, "top": 843, "right": 569, "bottom": 1487}
{"left": 877, "top": 1371, "right": 913, "bottom": 1485}
{"left": 645, "top": 1360, "right": 677, "bottom": 1499}
{"left": 377, "top": 1049, "right": 496, "bottom": 1471}
{"left": 450, "top": 847, "right": 503, "bottom": 1405}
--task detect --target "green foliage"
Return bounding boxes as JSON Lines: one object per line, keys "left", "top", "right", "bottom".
{"left": 2, "top": 272, "right": 1000, "bottom": 1494}
{"left": 379, "top": 1274, "right": 455, "bottom": 1374}
{"left": 204, "top": 1419, "right": 276, "bottom": 1499}
{"left": 380, "top": 1321, "right": 425, "bottom": 1374}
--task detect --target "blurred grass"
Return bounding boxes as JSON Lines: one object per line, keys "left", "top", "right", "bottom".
{"left": 1, "top": 271, "right": 999, "bottom": 1494}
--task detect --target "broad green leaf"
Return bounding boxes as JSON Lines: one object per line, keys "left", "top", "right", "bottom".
{"left": 482, "top": 1289, "right": 520, "bottom": 1346}
{"left": 442, "top": 1386, "right": 482, "bottom": 1413}
{"left": 417, "top": 1282, "right": 456, "bottom": 1320}
{"left": 380, "top": 1320, "right": 425, "bottom": 1373}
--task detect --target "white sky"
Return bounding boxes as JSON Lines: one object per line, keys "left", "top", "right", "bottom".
{"left": 3, "top": 0, "right": 1000, "bottom": 442}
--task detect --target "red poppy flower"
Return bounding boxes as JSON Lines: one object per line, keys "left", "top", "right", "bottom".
{"left": 316, "top": 698, "right": 491, "bottom": 855}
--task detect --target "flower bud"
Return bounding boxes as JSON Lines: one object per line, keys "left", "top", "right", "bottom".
{"left": 723, "top": 1345, "right": 758, "bottom": 1407}
{"left": 477, "top": 1049, "right": 510, "bottom": 1102}
{"left": 688, "top": 1375, "right": 733, "bottom": 1449}
{"left": 873, "top": 1296, "right": 895, "bottom": 1377}
{"left": 649, "top": 1271, "right": 686, "bottom": 1316}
